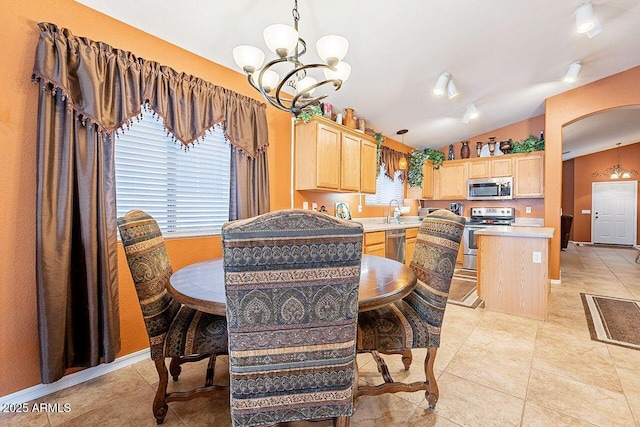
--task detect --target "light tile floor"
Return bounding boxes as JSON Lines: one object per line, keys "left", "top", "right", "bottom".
{"left": 3, "top": 243, "right": 639, "bottom": 426}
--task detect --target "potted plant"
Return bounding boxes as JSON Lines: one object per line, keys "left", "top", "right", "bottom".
{"left": 408, "top": 148, "right": 445, "bottom": 188}
{"left": 511, "top": 134, "right": 545, "bottom": 153}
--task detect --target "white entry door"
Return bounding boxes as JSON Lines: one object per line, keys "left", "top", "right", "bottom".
{"left": 592, "top": 181, "right": 637, "bottom": 245}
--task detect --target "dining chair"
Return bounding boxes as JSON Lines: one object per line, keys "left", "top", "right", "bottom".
{"left": 117, "top": 210, "right": 229, "bottom": 424}
{"left": 221, "top": 209, "right": 364, "bottom": 427}
{"left": 356, "top": 209, "right": 465, "bottom": 409}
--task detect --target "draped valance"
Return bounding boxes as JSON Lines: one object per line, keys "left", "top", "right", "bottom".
{"left": 31, "top": 22, "right": 268, "bottom": 157}
{"left": 380, "top": 145, "right": 407, "bottom": 182}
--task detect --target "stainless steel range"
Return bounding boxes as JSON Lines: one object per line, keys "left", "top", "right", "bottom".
{"left": 462, "top": 207, "right": 515, "bottom": 270}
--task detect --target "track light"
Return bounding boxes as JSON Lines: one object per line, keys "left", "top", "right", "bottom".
{"left": 461, "top": 103, "right": 479, "bottom": 123}
{"left": 446, "top": 79, "right": 459, "bottom": 99}
{"left": 575, "top": 3, "right": 595, "bottom": 33}
{"left": 433, "top": 73, "right": 450, "bottom": 96}
{"left": 564, "top": 61, "right": 582, "bottom": 84}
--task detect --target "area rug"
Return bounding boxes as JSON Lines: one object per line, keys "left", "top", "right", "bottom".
{"left": 448, "top": 268, "right": 483, "bottom": 309}
{"left": 581, "top": 293, "right": 640, "bottom": 350}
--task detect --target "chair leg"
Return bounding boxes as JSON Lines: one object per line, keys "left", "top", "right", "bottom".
{"left": 424, "top": 348, "right": 439, "bottom": 410}
{"left": 169, "top": 357, "right": 181, "bottom": 382}
{"left": 379, "top": 349, "right": 413, "bottom": 370}
{"left": 153, "top": 359, "right": 169, "bottom": 424}
{"left": 334, "top": 415, "right": 350, "bottom": 427}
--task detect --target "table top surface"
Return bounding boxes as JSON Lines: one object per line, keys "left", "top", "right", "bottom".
{"left": 168, "top": 254, "right": 417, "bottom": 316}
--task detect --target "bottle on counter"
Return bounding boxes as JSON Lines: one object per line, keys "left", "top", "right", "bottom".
{"left": 540, "top": 130, "right": 544, "bottom": 141}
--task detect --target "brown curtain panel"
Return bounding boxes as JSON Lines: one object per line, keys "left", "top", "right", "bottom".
{"left": 32, "top": 23, "right": 269, "bottom": 383}
{"left": 380, "top": 145, "right": 407, "bottom": 182}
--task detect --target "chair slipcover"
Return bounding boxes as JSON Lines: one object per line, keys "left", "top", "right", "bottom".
{"left": 222, "top": 209, "right": 364, "bottom": 427}
{"left": 358, "top": 209, "right": 465, "bottom": 351}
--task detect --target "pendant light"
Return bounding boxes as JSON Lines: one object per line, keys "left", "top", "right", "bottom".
{"left": 397, "top": 129, "right": 408, "bottom": 170}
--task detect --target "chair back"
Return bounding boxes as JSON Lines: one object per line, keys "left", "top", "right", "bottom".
{"left": 117, "top": 210, "right": 180, "bottom": 360}
{"left": 405, "top": 209, "right": 465, "bottom": 347}
{"left": 221, "top": 209, "right": 364, "bottom": 427}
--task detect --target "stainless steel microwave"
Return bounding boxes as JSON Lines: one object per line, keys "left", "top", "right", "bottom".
{"left": 467, "top": 177, "right": 513, "bottom": 200}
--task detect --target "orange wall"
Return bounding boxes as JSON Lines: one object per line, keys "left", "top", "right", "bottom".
{"left": 562, "top": 159, "right": 575, "bottom": 240}
{"left": 0, "top": 0, "right": 293, "bottom": 396}
{"left": 562, "top": 143, "right": 640, "bottom": 244}
{"left": 546, "top": 65, "right": 640, "bottom": 279}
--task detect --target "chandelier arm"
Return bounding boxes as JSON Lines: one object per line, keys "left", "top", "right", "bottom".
{"left": 274, "top": 62, "right": 341, "bottom": 107}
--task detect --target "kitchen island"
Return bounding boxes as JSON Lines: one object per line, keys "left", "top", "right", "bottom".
{"left": 476, "top": 225, "right": 555, "bottom": 320}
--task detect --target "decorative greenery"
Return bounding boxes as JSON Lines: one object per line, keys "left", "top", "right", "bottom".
{"left": 294, "top": 105, "right": 323, "bottom": 124}
{"left": 407, "top": 148, "right": 445, "bottom": 188}
{"left": 511, "top": 134, "right": 545, "bottom": 153}
{"left": 374, "top": 132, "right": 384, "bottom": 177}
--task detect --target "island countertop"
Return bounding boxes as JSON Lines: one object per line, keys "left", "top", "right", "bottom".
{"left": 474, "top": 225, "right": 554, "bottom": 239}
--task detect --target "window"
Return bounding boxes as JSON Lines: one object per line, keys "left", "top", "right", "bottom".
{"left": 115, "top": 108, "right": 231, "bottom": 236}
{"left": 364, "top": 166, "right": 405, "bottom": 206}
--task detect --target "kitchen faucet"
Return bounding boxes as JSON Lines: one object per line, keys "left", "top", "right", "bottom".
{"left": 386, "top": 199, "right": 402, "bottom": 224}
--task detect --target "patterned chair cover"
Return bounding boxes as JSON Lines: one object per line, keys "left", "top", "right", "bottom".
{"left": 356, "top": 209, "right": 465, "bottom": 407}
{"left": 221, "top": 209, "right": 364, "bottom": 427}
{"left": 117, "top": 209, "right": 228, "bottom": 424}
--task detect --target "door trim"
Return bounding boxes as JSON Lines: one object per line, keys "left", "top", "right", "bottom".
{"left": 591, "top": 180, "right": 638, "bottom": 245}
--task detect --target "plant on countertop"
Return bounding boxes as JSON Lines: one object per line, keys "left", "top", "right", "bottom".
{"left": 511, "top": 134, "right": 545, "bottom": 153}
{"left": 407, "top": 148, "right": 445, "bottom": 188}
{"left": 294, "top": 105, "right": 323, "bottom": 124}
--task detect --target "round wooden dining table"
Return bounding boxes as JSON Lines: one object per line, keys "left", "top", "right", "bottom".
{"left": 168, "top": 254, "right": 417, "bottom": 316}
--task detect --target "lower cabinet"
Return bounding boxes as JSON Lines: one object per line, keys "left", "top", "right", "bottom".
{"left": 405, "top": 227, "right": 419, "bottom": 265}
{"left": 363, "top": 231, "right": 385, "bottom": 257}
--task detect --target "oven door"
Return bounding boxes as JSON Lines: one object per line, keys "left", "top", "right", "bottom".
{"left": 463, "top": 224, "right": 487, "bottom": 269}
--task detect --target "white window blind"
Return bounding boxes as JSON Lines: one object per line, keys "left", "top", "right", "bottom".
{"left": 115, "top": 108, "right": 231, "bottom": 236}
{"left": 365, "top": 166, "right": 405, "bottom": 206}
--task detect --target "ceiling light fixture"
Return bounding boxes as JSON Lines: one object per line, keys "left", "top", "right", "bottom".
{"left": 446, "top": 79, "right": 459, "bottom": 99}
{"left": 433, "top": 73, "right": 450, "bottom": 96}
{"left": 232, "top": 0, "right": 351, "bottom": 115}
{"left": 575, "top": 3, "right": 595, "bottom": 33}
{"left": 591, "top": 143, "right": 637, "bottom": 179}
{"left": 397, "top": 129, "right": 408, "bottom": 170}
{"left": 461, "top": 103, "right": 479, "bottom": 123}
{"left": 563, "top": 61, "right": 582, "bottom": 84}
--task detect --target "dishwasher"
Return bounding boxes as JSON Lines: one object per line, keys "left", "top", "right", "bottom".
{"left": 385, "top": 229, "right": 406, "bottom": 263}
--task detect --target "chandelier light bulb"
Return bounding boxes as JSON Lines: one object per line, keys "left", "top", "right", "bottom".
{"left": 251, "top": 69, "right": 280, "bottom": 93}
{"left": 316, "top": 35, "right": 349, "bottom": 66}
{"left": 575, "top": 3, "right": 595, "bottom": 33}
{"left": 564, "top": 61, "right": 582, "bottom": 84}
{"left": 433, "top": 73, "right": 450, "bottom": 96}
{"left": 323, "top": 61, "right": 351, "bottom": 82}
{"left": 297, "top": 76, "right": 318, "bottom": 96}
{"left": 232, "top": 45, "right": 265, "bottom": 74}
{"left": 263, "top": 24, "right": 299, "bottom": 57}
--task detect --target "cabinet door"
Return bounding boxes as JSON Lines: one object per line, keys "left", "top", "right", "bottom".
{"left": 405, "top": 228, "right": 419, "bottom": 265}
{"left": 341, "top": 133, "right": 361, "bottom": 191}
{"left": 421, "top": 161, "right": 434, "bottom": 199}
{"left": 491, "top": 158, "right": 513, "bottom": 177}
{"left": 364, "top": 243, "right": 385, "bottom": 257}
{"left": 316, "top": 123, "right": 341, "bottom": 190}
{"left": 468, "top": 160, "right": 489, "bottom": 179}
{"left": 360, "top": 139, "right": 378, "bottom": 194}
{"left": 514, "top": 154, "right": 544, "bottom": 198}
{"left": 438, "top": 163, "right": 468, "bottom": 199}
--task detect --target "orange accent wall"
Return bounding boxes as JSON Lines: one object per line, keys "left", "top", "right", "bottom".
{"left": 0, "top": 0, "right": 290, "bottom": 396}
{"left": 562, "top": 143, "right": 640, "bottom": 244}
{"left": 546, "top": 65, "right": 640, "bottom": 279}
{"left": 562, "top": 159, "right": 575, "bottom": 240}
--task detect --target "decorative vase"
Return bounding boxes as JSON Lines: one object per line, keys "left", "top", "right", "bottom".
{"left": 344, "top": 108, "right": 356, "bottom": 129}
{"left": 499, "top": 138, "right": 513, "bottom": 154}
{"left": 356, "top": 116, "right": 366, "bottom": 132}
{"left": 460, "top": 141, "right": 470, "bottom": 159}
{"left": 487, "top": 137, "right": 497, "bottom": 156}
{"left": 476, "top": 141, "right": 483, "bottom": 157}
{"left": 448, "top": 144, "right": 455, "bottom": 160}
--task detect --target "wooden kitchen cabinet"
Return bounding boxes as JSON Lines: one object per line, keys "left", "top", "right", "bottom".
{"left": 295, "top": 116, "right": 377, "bottom": 194}
{"left": 491, "top": 157, "right": 513, "bottom": 177}
{"left": 468, "top": 160, "right": 490, "bottom": 179}
{"left": 421, "top": 160, "right": 434, "bottom": 199}
{"left": 364, "top": 231, "right": 385, "bottom": 257}
{"left": 468, "top": 158, "right": 512, "bottom": 179}
{"left": 405, "top": 227, "right": 419, "bottom": 265}
{"left": 436, "top": 162, "right": 468, "bottom": 199}
{"left": 514, "top": 153, "right": 544, "bottom": 198}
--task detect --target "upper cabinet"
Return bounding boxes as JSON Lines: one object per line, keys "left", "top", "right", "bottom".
{"left": 436, "top": 162, "right": 468, "bottom": 199}
{"left": 468, "top": 157, "right": 512, "bottom": 178}
{"left": 514, "top": 153, "right": 544, "bottom": 198}
{"left": 421, "top": 160, "right": 434, "bottom": 199}
{"left": 295, "top": 116, "right": 377, "bottom": 194}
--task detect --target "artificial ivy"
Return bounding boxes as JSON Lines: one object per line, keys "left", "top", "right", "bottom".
{"left": 374, "top": 132, "right": 384, "bottom": 176}
{"left": 294, "top": 105, "right": 323, "bottom": 124}
{"left": 511, "top": 134, "right": 545, "bottom": 153}
{"left": 407, "top": 148, "right": 445, "bottom": 188}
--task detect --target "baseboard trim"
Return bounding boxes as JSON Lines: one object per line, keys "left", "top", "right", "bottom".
{"left": 0, "top": 348, "right": 150, "bottom": 405}
{"left": 551, "top": 270, "right": 562, "bottom": 285}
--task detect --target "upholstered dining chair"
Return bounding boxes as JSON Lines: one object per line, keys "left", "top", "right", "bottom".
{"left": 117, "top": 210, "right": 229, "bottom": 424}
{"left": 356, "top": 209, "right": 465, "bottom": 409}
{"left": 221, "top": 209, "right": 364, "bottom": 427}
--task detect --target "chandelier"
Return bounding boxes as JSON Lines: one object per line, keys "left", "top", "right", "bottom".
{"left": 232, "top": 0, "right": 351, "bottom": 116}
{"left": 591, "top": 143, "right": 638, "bottom": 179}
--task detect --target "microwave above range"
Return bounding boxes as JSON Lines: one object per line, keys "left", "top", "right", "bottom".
{"left": 467, "top": 177, "right": 513, "bottom": 200}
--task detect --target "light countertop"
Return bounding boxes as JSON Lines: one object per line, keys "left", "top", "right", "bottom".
{"left": 354, "top": 216, "right": 423, "bottom": 233}
{"left": 474, "top": 225, "right": 554, "bottom": 238}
